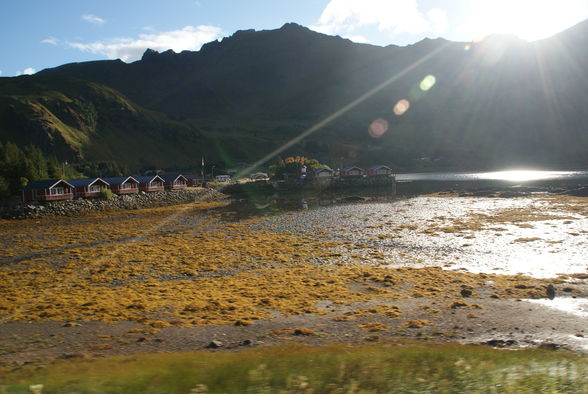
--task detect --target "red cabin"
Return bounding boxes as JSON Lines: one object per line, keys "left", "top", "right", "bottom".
{"left": 161, "top": 174, "right": 188, "bottom": 190}
{"left": 340, "top": 166, "right": 365, "bottom": 178}
{"left": 102, "top": 176, "right": 139, "bottom": 194}
{"left": 22, "top": 179, "right": 74, "bottom": 202}
{"left": 69, "top": 178, "right": 110, "bottom": 198}
{"left": 367, "top": 165, "right": 393, "bottom": 177}
{"left": 136, "top": 175, "right": 165, "bottom": 192}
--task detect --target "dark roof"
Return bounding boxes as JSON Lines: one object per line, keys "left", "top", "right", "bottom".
{"left": 68, "top": 178, "right": 109, "bottom": 187}
{"left": 23, "top": 179, "right": 73, "bottom": 190}
{"left": 341, "top": 166, "right": 364, "bottom": 172}
{"left": 102, "top": 176, "right": 138, "bottom": 185}
{"left": 135, "top": 175, "right": 164, "bottom": 183}
{"left": 160, "top": 173, "right": 187, "bottom": 182}
{"left": 367, "top": 165, "right": 392, "bottom": 171}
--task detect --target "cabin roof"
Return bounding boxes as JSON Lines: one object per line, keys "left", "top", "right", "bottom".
{"left": 135, "top": 175, "right": 165, "bottom": 183}
{"left": 68, "top": 178, "right": 109, "bottom": 187}
{"left": 160, "top": 173, "right": 187, "bottom": 182}
{"left": 367, "top": 165, "right": 392, "bottom": 171}
{"left": 341, "top": 166, "right": 364, "bottom": 171}
{"left": 102, "top": 176, "right": 139, "bottom": 185}
{"left": 23, "top": 179, "right": 73, "bottom": 190}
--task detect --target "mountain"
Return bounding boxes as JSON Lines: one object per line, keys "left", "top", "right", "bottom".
{"left": 3, "top": 21, "right": 588, "bottom": 171}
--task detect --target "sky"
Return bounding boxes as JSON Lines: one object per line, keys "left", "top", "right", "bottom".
{"left": 1, "top": 0, "right": 587, "bottom": 77}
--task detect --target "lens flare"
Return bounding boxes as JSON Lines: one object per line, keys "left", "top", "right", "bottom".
{"left": 368, "top": 118, "right": 388, "bottom": 138}
{"left": 419, "top": 75, "right": 436, "bottom": 91}
{"left": 409, "top": 85, "right": 426, "bottom": 101}
{"left": 464, "top": 44, "right": 472, "bottom": 51}
{"left": 393, "top": 99, "right": 410, "bottom": 116}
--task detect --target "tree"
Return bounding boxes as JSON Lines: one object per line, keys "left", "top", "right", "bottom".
{"left": 0, "top": 141, "right": 81, "bottom": 197}
{"left": 269, "top": 156, "right": 331, "bottom": 179}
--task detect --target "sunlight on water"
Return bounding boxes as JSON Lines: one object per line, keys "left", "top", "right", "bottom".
{"left": 526, "top": 298, "right": 588, "bottom": 318}
{"left": 258, "top": 195, "right": 588, "bottom": 279}
{"left": 397, "top": 170, "right": 588, "bottom": 182}
{"left": 475, "top": 170, "right": 577, "bottom": 182}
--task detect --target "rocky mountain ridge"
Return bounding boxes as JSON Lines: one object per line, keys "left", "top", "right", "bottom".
{"left": 1, "top": 21, "right": 587, "bottom": 171}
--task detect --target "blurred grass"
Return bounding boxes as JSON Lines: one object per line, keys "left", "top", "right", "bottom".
{"left": 1, "top": 343, "right": 587, "bottom": 393}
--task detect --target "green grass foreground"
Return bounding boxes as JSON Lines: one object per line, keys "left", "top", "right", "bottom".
{"left": 1, "top": 343, "right": 587, "bottom": 393}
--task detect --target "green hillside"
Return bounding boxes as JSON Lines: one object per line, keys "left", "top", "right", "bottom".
{"left": 0, "top": 76, "right": 207, "bottom": 171}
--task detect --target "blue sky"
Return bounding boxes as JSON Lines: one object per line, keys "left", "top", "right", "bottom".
{"left": 2, "top": 0, "right": 587, "bottom": 77}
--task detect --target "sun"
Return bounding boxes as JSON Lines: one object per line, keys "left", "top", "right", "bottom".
{"left": 467, "top": 0, "right": 588, "bottom": 41}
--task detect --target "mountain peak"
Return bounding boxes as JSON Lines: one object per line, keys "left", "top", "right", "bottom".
{"left": 141, "top": 48, "right": 159, "bottom": 61}
{"left": 279, "top": 22, "right": 309, "bottom": 31}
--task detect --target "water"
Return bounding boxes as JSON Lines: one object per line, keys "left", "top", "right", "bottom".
{"left": 395, "top": 169, "right": 588, "bottom": 196}
{"left": 252, "top": 195, "right": 588, "bottom": 278}
{"left": 396, "top": 169, "right": 588, "bottom": 182}
{"left": 232, "top": 170, "right": 588, "bottom": 278}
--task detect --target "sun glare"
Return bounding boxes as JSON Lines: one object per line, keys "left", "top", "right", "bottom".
{"left": 467, "top": 0, "right": 587, "bottom": 41}
{"left": 477, "top": 170, "right": 562, "bottom": 182}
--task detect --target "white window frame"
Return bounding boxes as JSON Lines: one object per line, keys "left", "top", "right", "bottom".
{"left": 50, "top": 187, "right": 64, "bottom": 195}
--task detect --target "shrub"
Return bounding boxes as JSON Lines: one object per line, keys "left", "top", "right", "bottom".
{"left": 100, "top": 188, "right": 114, "bottom": 200}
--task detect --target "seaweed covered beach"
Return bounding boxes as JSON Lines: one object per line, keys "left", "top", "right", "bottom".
{"left": 1, "top": 191, "right": 587, "bottom": 373}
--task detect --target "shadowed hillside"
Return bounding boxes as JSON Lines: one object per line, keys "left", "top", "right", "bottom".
{"left": 1, "top": 21, "right": 587, "bottom": 171}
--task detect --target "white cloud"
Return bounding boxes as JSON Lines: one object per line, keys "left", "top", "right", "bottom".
{"left": 426, "top": 8, "right": 449, "bottom": 35}
{"left": 82, "top": 14, "right": 106, "bottom": 25}
{"left": 16, "top": 67, "right": 36, "bottom": 76}
{"left": 0, "top": 70, "right": 3, "bottom": 76}
{"left": 456, "top": 0, "right": 588, "bottom": 41}
{"left": 41, "top": 36, "right": 58, "bottom": 45}
{"left": 67, "top": 25, "right": 223, "bottom": 62}
{"left": 311, "top": 0, "right": 448, "bottom": 42}
{"left": 347, "top": 35, "right": 370, "bottom": 44}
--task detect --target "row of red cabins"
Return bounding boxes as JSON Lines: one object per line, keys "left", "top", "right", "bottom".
{"left": 333, "top": 165, "right": 394, "bottom": 178}
{"left": 22, "top": 174, "right": 191, "bottom": 203}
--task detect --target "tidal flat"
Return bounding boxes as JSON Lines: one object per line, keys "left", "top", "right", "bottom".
{"left": 0, "top": 194, "right": 587, "bottom": 378}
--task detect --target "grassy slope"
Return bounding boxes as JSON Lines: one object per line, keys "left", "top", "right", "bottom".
{"left": 2, "top": 343, "right": 586, "bottom": 393}
{"left": 0, "top": 76, "right": 207, "bottom": 171}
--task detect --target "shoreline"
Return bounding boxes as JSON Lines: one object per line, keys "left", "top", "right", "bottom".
{"left": 0, "top": 188, "right": 227, "bottom": 219}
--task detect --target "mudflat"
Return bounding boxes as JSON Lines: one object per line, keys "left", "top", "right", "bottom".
{"left": 1, "top": 194, "right": 587, "bottom": 371}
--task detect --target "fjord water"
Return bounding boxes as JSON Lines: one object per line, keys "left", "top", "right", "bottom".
{"left": 395, "top": 169, "right": 588, "bottom": 194}
{"left": 396, "top": 169, "right": 588, "bottom": 182}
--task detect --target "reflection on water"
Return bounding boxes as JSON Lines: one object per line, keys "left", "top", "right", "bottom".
{"left": 396, "top": 170, "right": 588, "bottom": 182}
{"left": 251, "top": 195, "right": 588, "bottom": 278}
{"left": 222, "top": 170, "right": 588, "bottom": 278}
